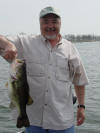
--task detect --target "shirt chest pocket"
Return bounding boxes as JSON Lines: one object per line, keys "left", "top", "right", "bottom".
{"left": 56, "top": 56, "right": 70, "bottom": 82}
{"left": 26, "top": 59, "right": 45, "bottom": 77}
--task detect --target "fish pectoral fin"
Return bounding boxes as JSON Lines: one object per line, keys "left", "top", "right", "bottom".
{"left": 9, "top": 101, "right": 16, "bottom": 109}
{"left": 27, "top": 96, "right": 33, "bottom": 105}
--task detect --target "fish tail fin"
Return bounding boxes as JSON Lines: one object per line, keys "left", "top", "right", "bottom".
{"left": 27, "top": 96, "right": 33, "bottom": 105}
{"left": 16, "top": 114, "right": 30, "bottom": 128}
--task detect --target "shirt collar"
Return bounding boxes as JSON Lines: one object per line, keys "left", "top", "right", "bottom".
{"left": 40, "top": 34, "right": 62, "bottom": 46}
{"left": 40, "top": 35, "right": 47, "bottom": 42}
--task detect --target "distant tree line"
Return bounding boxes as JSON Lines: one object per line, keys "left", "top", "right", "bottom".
{"left": 64, "top": 34, "right": 100, "bottom": 42}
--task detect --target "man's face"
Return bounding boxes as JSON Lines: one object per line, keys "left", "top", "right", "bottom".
{"left": 40, "top": 14, "right": 61, "bottom": 40}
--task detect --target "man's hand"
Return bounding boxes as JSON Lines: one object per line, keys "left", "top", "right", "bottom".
{"left": 74, "top": 85, "right": 85, "bottom": 126}
{"left": 0, "top": 36, "right": 17, "bottom": 62}
{"left": 77, "top": 108, "right": 85, "bottom": 126}
{"left": 2, "top": 46, "right": 17, "bottom": 62}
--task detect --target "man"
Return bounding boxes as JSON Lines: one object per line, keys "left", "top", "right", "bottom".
{"left": 0, "top": 6, "right": 88, "bottom": 133}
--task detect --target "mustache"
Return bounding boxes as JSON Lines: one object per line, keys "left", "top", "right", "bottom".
{"left": 45, "top": 27, "right": 56, "bottom": 32}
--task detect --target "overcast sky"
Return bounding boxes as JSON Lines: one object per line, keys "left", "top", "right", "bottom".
{"left": 0, "top": 0, "right": 100, "bottom": 35}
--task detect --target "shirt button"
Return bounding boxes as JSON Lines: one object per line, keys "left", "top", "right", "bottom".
{"left": 48, "top": 76, "right": 50, "bottom": 79}
{"left": 46, "top": 90, "right": 48, "bottom": 92}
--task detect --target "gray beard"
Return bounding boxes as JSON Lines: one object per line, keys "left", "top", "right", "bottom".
{"left": 45, "top": 35, "right": 57, "bottom": 40}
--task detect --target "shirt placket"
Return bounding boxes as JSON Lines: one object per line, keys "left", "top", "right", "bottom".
{"left": 42, "top": 42, "right": 56, "bottom": 127}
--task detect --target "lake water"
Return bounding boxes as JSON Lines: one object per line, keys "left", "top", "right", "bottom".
{"left": 0, "top": 42, "right": 100, "bottom": 133}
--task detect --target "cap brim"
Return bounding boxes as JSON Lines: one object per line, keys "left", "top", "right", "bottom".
{"left": 40, "top": 12, "right": 60, "bottom": 18}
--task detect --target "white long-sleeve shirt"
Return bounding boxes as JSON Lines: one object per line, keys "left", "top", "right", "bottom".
{"left": 7, "top": 34, "right": 88, "bottom": 130}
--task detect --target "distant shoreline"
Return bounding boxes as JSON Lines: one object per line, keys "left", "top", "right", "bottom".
{"left": 70, "top": 40, "right": 100, "bottom": 43}
{"left": 64, "top": 34, "right": 100, "bottom": 43}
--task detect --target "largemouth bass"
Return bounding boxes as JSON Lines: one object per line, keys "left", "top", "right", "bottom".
{"left": 7, "top": 59, "right": 33, "bottom": 128}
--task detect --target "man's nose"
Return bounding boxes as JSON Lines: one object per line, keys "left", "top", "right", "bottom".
{"left": 48, "top": 22, "right": 54, "bottom": 27}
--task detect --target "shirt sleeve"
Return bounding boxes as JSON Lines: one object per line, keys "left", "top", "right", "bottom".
{"left": 6, "top": 35, "right": 24, "bottom": 59}
{"left": 68, "top": 42, "right": 89, "bottom": 86}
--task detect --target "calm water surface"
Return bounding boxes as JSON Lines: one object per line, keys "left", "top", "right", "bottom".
{"left": 0, "top": 42, "right": 100, "bottom": 133}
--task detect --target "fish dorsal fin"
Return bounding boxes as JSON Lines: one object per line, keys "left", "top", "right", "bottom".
{"left": 27, "top": 96, "right": 33, "bottom": 105}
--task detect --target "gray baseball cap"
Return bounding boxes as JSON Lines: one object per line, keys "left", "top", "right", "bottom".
{"left": 39, "top": 6, "right": 61, "bottom": 18}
